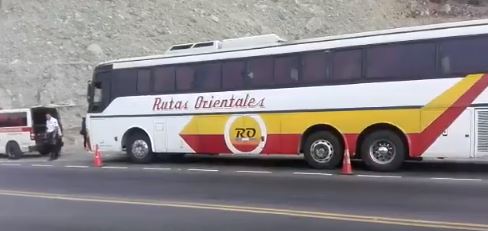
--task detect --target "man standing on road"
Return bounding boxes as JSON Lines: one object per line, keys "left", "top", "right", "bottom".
{"left": 46, "top": 113, "right": 62, "bottom": 161}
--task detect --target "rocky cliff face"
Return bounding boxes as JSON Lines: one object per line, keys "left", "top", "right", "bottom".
{"left": 0, "top": 0, "right": 486, "bottom": 146}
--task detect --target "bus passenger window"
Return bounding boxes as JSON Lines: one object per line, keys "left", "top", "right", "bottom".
{"left": 275, "top": 55, "right": 300, "bottom": 85}
{"left": 302, "top": 52, "right": 330, "bottom": 84}
{"left": 223, "top": 61, "right": 246, "bottom": 90}
{"left": 176, "top": 66, "right": 195, "bottom": 91}
{"left": 439, "top": 36, "right": 488, "bottom": 75}
{"left": 441, "top": 56, "right": 451, "bottom": 75}
{"left": 366, "top": 42, "right": 436, "bottom": 79}
{"left": 154, "top": 66, "right": 175, "bottom": 93}
{"left": 137, "top": 69, "right": 151, "bottom": 94}
{"left": 332, "top": 49, "right": 362, "bottom": 81}
{"left": 195, "top": 63, "right": 221, "bottom": 91}
{"left": 246, "top": 56, "right": 274, "bottom": 88}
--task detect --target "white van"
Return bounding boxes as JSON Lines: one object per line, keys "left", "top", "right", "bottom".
{"left": 0, "top": 106, "right": 63, "bottom": 159}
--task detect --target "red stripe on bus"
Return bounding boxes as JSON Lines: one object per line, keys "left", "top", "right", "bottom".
{"left": 181, "top": 134, "right": 302, "bottom": 154}
{"left": 180, "top": 134, "right": 229, "bottom": 154}
{"left": 262, "top": 134, "right": 301, "bottom": 154}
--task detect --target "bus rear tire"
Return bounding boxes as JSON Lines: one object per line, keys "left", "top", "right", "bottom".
{"left": 360, "top": 130, "right": 405, "bottom": 172}
{"left": 127, "top": 133, "right": 153, "bottom": 164}
{"left": 303, "top": 131, "right": 343, "bottom": 169}
{"left": 6, "top": 141, "right": 23, "bottom": 160}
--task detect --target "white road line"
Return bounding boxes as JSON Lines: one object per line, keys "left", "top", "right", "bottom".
{"left": 236, "top": 170, "right": 272, "bottom": 174}
{"left": 357, "top": 174, "right": 402, "bottom": 178}
{"left": 31, "top": 164, "right": 53, "bottom": 167}
{"left": 293, "top": 172, "right": 333, "bottom": 176}
{"left": 430, "top": 177, "right": 483, "bottom": 182}
{"left": 187, "top": 168, "right": 219, "bottom": 172}
{"left": 0, "top": 163, "right": 21, "bottom": 166}
{"left": 143, "top": 167, "right": 172, "bottom": 171}
{"left": 101, "top": 166, "right": 128, "bottom": 169}
{"left": 65, "top": 165, "right": 90, "bottom": 169}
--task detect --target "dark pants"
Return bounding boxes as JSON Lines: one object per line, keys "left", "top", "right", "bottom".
{"left": 47, "top": 132, "right": 62, "bottom": 160}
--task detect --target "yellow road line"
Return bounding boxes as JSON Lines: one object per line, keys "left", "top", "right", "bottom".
{"left": 0, "top": 189, "right": 486, "bottom": 231}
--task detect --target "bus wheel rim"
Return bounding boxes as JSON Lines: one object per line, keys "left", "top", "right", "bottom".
{"left": 310, "top": 139, "right": 334, "bottom": 163}
{"left": 369, "top": 139, "right": 396, "bottom": 165}
{"left": 132, "top": 140, "right": 149, "bottom": 159}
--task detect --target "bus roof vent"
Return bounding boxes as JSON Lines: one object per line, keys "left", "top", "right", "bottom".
{"left": 166, "top": 40, "right": 222, "bottom": 55}
{"left": 221, "top": 34, "right": 286, "bottom": 49}
{"left": 165, "top": 34, "right": 285, "bottom": 55}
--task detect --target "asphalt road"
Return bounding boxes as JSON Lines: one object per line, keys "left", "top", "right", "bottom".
{"left": 0, "top": 162, "right": 487, "bottom": 231}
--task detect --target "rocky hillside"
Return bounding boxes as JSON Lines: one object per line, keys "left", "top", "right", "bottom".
{"left": 0, "top": 0, "right": 487, "bottom": 146}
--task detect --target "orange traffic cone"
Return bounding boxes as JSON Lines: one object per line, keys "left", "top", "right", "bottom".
{"left": 341, "top": 149, "right": 353, "bottom": 175}
{"left": 93, "top": 145, "right": 103, "bottom": 167}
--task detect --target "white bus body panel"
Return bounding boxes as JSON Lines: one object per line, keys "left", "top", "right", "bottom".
{"left": 87, "top": 77, "right": 488, "bottom": 159}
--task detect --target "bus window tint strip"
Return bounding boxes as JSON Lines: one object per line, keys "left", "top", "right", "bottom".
{"left": 137, "top": 69, "right": 152, "bottom": 94}
{"left": 366, "top": 42, "right": 436, "bottom": 79}
{"left": 89, "top": 34, "right": 488, "bottom": 114}
{"left": 439, "top": 36, "right": 488, "bottom": 75}
{"left": 153, "top": 66, "right": 176, "bottom": 93}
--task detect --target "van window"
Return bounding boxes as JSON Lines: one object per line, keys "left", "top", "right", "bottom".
{"left": 0, "top": 112, "right": 28, "bottom": 127}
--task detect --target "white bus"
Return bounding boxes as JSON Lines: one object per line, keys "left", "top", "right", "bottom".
{"left": 85, "top": 19, "right": 488, "bottom": 171}
{"left": 0, "top": 107, "right": 62, "bottom": 159}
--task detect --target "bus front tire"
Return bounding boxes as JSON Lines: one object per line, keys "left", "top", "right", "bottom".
{"left": 303, "top": 131, "right": 343, "bottom": 169}
{"left": 127, "top": 133, "right": 153, "bottom": 164}
{"left": 6, "top": 141, "right": 23, "bottom": 160}
{"left": 360, "top": 130, "right": 405, "bottom": 172}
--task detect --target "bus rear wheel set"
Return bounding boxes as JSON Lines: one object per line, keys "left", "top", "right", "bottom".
{"left": 125, "top": 129, "right": 406, "bottom": 171}
{"left": 303, "top": 129, "right": 406, "bottom": 172}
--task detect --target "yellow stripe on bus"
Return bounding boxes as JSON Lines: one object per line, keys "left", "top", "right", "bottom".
{"left": 420, "top": 74, "right": 483, "bottom": 130}
{"left": 180, "top": 74, "right": 482, "bottom": 136}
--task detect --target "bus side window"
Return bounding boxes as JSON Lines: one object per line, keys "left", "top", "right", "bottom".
{"left": 223, "top": 61, "right": 246, "bottom": 90}
{"left": 441, "top": 56, "right": 451, "bottom": 75}
{"left": 274, "top": 55, "right": 300, "bottom": 85}
{"left": 366, "top": 42, "right": 436, "bottom": 79}
{"left": 302, "top": 51, "right": 330, "bottom": 84}
{"left": 332, "top": 49, "right": 362, "bottom": 81}
{"left": 153, "top": 66, "right": 176, "bottom": 93}
{"left": 195, "top": 63, "right": 221, "bottom": 91}
{"left": 176, "top": 65, "right": 195, "bottom": 91}
{"left": 246, "top": 56, "right": 274, "bottom": 88}
{"left": 439, "top": 36, "right": 488, "bottom": 76}
{"left": 136, "top": 69, "right": 152, "bottom": 94}
{"left": 112, "top": 69, "right": 136, "bottom": 98}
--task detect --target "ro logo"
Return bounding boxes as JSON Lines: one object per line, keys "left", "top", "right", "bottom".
{"left": 235, "top": 128, "right": 256, "bottom": 138}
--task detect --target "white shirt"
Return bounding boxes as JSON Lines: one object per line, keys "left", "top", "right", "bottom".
{"left": 46, "top": 117, "right": 62, "bottom": 136}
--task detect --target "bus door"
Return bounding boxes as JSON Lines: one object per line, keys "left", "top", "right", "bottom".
{"left": 153, "top": 120, "right": 167, "bottom": 152}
